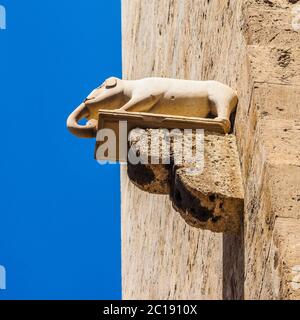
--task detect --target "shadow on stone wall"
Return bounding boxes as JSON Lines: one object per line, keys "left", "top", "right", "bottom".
{"left": 223, "top": 221, "right": 244, "bottom": 300}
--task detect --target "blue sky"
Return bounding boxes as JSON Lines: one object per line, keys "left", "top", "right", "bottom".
{"left": 0, "top": 1, "right": 122, "bottom": 299}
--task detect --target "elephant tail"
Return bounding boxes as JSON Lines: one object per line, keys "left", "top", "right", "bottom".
{"left": 67, "top": 102, "right": 97, "bottom": 138}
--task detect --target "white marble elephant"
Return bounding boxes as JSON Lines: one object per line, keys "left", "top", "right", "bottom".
{"left": 67, "top": 77, "right": 238, "bottom": 138}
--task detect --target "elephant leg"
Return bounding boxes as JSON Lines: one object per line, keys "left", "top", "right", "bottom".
{"left": 214, "top": 102, "right": 231, "bottom": 121}
{"left": 210, "top": 94, "right": 238, "bottom": 133}
{"left": 211, "top": 95, "right": 237, "bottom": 121}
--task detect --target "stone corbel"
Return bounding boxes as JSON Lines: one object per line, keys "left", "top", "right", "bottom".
{"left": 127, "top": 128, "right": 244, "bottom": 233}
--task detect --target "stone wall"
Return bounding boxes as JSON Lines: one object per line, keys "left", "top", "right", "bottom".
{"left": 121, "top": 0, "right": 300, "bottom": 299}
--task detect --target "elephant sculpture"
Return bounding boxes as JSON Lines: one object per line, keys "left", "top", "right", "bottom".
{"left": 67, "top": 77, "right": 238, "bottom": 138}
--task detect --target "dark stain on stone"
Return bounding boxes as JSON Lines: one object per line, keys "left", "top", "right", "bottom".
{"left": 229, "top": 109, "right": 236, "bottom": 133}
{"left": 127, "top": 163, "right": 155, "bottom": 186}
{"left": 211, "top": 215, "right": 221, "bottom": 223}
{"left": 261, "top": 111, "right": 270, "bottom": 117}
{"left": 277, "top": 49, "right": 293, "bottom": 68}
{"left": 171, "top": 175, "right": 215, "bottom": 223}
{"left": 263, "top": 0, "right": 274, "bottom": 7}
{"left": 206, "top": 112, "right": 216, "bottom": 119}
{"left": 274, "top": 251, "right": 279, "bottom": 269}
{"left": 209, "top": 194, "right": 217, "bottom": 202}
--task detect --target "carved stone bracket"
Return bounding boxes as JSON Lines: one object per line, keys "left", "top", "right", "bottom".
{"left": 67, "top": 76, "right": 244, "bottom": 233}
{"left": 127, "top": 128, "right": 244, "bottom": 233}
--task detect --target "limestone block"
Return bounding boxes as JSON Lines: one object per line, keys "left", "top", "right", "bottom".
{"left": 259, "top": 218, "right": 300, "bottom": 299}
{"left": 240, "top": 83, "right": 300, "bottom": 299}
{"left": 251, "top": 83, "right": 300, "bottom": 120}
{"left": 273, "top": 219, "right": 300, "bottom": 300}
{"left": 172, "top": 134, "right": 244, "bottom": 233}
{"left": 127, "top": 129, "right": 244, "bottom": 233}
{"left": 244, "top": 8, "right": 300, "bottom": 46}
{"left": 243, "top": 163, "right": 300, "bottom": 296}
{"left": 237, "top": 83, "right": 300, "bottom": 180}
{"left": 248, "top": 46, "right": 300, "bottom": 85}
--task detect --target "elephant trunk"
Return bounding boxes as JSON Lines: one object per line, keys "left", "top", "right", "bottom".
{"left": 67, "top": 102, "right": 97, "bottom": 138}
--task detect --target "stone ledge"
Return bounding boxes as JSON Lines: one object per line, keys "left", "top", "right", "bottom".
{"left": 236, "top": 83, "right": 300, "bottom": 180}
{"left": 127, "top": 128, "right": 244, "bottom": 233}
{"left": 259, "top": 218, "right": 300, "bottom": 299}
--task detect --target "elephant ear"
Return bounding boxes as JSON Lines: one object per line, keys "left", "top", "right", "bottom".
{"left": 105, "top": 77, "right": 118, "bottom": 89}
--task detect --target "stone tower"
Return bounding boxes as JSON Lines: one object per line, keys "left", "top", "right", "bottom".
{"left": 121, "top": 0, "right": 300, "bottom": 300}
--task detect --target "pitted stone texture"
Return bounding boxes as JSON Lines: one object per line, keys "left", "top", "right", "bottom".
{"left": 172, "top": 134, "right": 244, "bottom": 233}
{"left": 246, "top": 0, "right": 300, "bottom": 10}
{"left": 121, "top": 167, "right": 223, "bottom": 300}
{"left": 127, "top": 128, "right": 173, "bottom": 194}
{"left": 127, "top": 128, "right": 244, "bottom": 233}
{"left": 248, "top": 46, "right": 300, "bottom": 85}
{"left": 244, "top": 8, "right": 300, "bottom": 46}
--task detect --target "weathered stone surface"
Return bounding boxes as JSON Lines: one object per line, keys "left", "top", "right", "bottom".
{"left": 247, "top": 216, "right": 300, "bottom": 299}
{"left": 122, "top": 0, "right": 233, "bottom": 300}
{"left": 127, "top": 129, "right": 244, "bottom": 233}
{"left": 122, "top": 0, "right": 300, "bottom": 300}
{"left": 248, "top": 46, "right": 300, "bottom": 85}
{"left": 270, "top": 218, "right": 300, "bottom": 299}
{"left": 172, "top": 134, "right": 244, "bottom": 233}
{"left": 244, "top": 9, "right": 300, "bottom": 46}
{"left": 237, "top": 83, "right": 300, "bottom": 179}
{"left": 121, "top": 167, "right": 223, "bottom": 300}
{"left": 127, "top": 129, "right": 171, "bottom": 195}
{"left": 246, "top": 0, "right": 299, "bottom": 10}
{"left": 127, "top": 162, "right": 171, "bottom": 195}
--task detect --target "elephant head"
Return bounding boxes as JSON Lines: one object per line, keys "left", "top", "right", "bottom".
{"left": 67, "top": 77, "right": 127, "bottom": 138}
